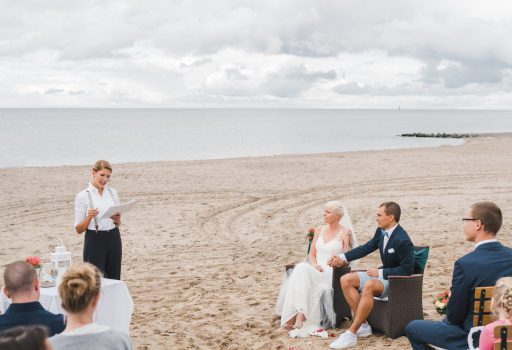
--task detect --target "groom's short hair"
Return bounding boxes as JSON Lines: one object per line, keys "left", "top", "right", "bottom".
{"left": 380, "top": 201, "right": 401, "bottom": 222}
{"left": 470, "top": 202, "right": 502, "bottom": 235}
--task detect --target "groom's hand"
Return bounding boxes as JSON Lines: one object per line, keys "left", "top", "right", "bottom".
{"left": 328, "top": 256, "right": 348, "bottom": 268}
{"left": 367, "top": 268, "right": 379, "bottom": 277}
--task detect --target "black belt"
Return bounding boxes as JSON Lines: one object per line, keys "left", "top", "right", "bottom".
{"left": 86, "top": 227, "right": 119, "bottom": 234}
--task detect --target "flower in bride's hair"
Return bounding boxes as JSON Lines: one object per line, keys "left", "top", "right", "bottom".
{"left": 26, "top": 256, "right": 41, "bottom": 269}
{"left": 306, "top": 228, "right": 315, "bottom": 241}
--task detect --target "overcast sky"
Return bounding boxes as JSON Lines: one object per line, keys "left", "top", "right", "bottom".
{"left": 1, "top": 0, "right": 511, "bottom": 108}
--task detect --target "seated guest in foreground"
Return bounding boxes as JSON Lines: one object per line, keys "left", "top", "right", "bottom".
{"left": 0, "top": 261, "right": 64, "bottom": 336}
{"left": 0, "top": 325, "right": 51, "bottom": 350}
{"left": 479, "top": 277, "right": 512, "bottom": 350}
{"left": 49, "top": 262, "right": 132, "bottom": 350}
{"left": 406, "top": 201, "right": 512, "bottom": 350}
{"left": 328, "top": 202, "right": 414, "bottom": 349}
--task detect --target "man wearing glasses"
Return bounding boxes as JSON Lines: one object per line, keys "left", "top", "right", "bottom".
{"left": 406, "top": 201, "right": 512, "bottom": 350}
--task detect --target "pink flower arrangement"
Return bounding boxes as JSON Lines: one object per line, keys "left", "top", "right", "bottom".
{"left": 306, "top": 228, "right": 315, "bottom": 241}
{"left": 26, "top": 256, "right": 41, "bottom": 269}
{"left": 434, "top": 290, "right": 451, "bottom": 315}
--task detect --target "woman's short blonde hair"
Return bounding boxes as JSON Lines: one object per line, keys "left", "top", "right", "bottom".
{"left": 59, "top": 262, "right": 102, "bottom": 313}
{"left": 491, "top": 277, "right": 512, "bottom": 318}
{"left": 92, "top": 160, "right": 112, "bottom": 173}
{"left": 325, "top": 201, "right": 344, "bottom": 220}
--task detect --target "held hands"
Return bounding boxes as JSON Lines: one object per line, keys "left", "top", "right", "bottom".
{"left": 327, "top": 256, "right": 348, "bottom": 268}
{"left": 367, "top": 268, "right": 379, "bottom": 277}
{"left": 111, "top": 213, "right": 121, "bottom": 226}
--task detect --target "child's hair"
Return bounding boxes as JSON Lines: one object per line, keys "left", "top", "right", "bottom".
{"left": 59, "top": 262, "right": 102, "bottom": 313}
{"left": 491, "top": 277, "right": 512, "bottom": 318}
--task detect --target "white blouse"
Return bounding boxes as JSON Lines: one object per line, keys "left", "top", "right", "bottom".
{"left": 74, "top": 183, "right": 120, "bottom": 231}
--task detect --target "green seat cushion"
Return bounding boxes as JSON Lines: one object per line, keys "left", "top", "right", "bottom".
{"left": 414, "top": 247, "right": 429, "bottom": 272}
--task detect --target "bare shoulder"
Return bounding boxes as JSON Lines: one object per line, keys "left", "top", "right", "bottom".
{"left": 315, "top": 224, "right": 325, "bottom": 232}
{"left": 340, "top": 225, "right": 352, "bottom": 236}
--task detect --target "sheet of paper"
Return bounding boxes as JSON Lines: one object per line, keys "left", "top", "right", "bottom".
{"left": 100, "top": 199, "right": 137, "bottom": 220}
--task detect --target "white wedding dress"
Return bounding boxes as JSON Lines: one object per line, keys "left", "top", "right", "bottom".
{"left": 276, "top": 210, "right": 357, "bottom": 338}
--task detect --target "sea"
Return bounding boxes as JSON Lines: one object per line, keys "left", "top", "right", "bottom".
{"left": 1, "top": 108, "right": 511, "bottom": 168}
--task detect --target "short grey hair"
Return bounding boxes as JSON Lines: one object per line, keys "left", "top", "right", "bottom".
{"left": 4, "top": 261, "right": 36, "bottom": 295}
{"left": 325, "top": 201, "right": 344, "bottom": 220}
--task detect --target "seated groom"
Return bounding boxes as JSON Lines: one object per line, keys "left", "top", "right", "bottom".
{"left": 0, "top": 261, "right": 65, "bottom": 336}
{"left": 406, "top": 201, "right": 512, "bottom": 350}
{"left": 328, "top": 201, "right": 414, "bottom": 349}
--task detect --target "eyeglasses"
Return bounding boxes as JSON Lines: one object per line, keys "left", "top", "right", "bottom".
{"left": 462, "top": 218, "right": 479, "bottom": 221}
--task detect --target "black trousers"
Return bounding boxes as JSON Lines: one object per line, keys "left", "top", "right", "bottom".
{"left": 84, "top": 227, "right": 122, "bottom": 280}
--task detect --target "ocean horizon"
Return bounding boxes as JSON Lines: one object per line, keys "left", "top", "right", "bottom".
{"left": 1, "top": 108, "right": 512, "bottom": 168}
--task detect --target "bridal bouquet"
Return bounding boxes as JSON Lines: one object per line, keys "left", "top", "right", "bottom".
{"left": 26, "top": 255, "right": 42, "bottom": 269}
{"left": 434, "top": 290, "right": 451, "bottom": 315}
{"left": 306, "top": 228, "right": 315, "bottom": 254}
{"left": 306, "top": 228, "right": 315, "bottom": 241}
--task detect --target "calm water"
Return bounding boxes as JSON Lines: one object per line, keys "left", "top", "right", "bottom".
{"left": 1, "top": 109, "right": 511, "bottom": 168}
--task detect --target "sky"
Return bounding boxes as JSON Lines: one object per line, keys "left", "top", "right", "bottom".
{"left": 1, "top": 0, "right": 511, "bottom": 108}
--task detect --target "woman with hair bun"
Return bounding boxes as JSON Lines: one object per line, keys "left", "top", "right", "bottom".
{"left": 477, "top": 277, "right": 512, "bottom": 350}
{"left": 74, "top": 160, "right": 123, "bottom": 279}
{"left": 49, "top": 263, "right": 132, "bottom": 350}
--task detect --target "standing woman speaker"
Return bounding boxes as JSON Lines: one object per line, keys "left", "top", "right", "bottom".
{"left": 74, "top": 160, "right": 123, "bottom": 280}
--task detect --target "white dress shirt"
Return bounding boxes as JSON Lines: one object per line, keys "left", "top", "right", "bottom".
{"left": 474, "top": 239, "right": 498, "bottom": 249}
{"left": 75, "top": 183, "right": 120, "bottom": 231}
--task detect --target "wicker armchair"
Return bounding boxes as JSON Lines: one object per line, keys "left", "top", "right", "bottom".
{"left": 332, "top": 246, "right": 429, "bottom": 338}
{"left": 366, "top": 273, "right": 424, "bottom": 338}
{"left": 332, "top": 266, "right": 353, "bottom": 327}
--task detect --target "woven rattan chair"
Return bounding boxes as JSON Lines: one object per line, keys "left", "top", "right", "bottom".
{"left": 493, "top": 325, "right": 512, "bottom": 350}
{"left": 332, "top": 266, "right": 353, "bottom": 327}
{"left": 366, "top": 246, "right": 429, "bottom": 338}
{"left": 332, "top": 246, "right": 429, "bottom": 339}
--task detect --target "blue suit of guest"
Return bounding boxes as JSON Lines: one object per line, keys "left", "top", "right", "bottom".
{"left": 345, "top": 224, "right": 415, "bottom": 278}
{"left": 0, "top": 261, "right": 65, "bottom": 337}
{"left": 406, "top": 203, "right": 512, "bottom": 350}
{"left": 0, "top": 301, "right": 65, "bottom": 336}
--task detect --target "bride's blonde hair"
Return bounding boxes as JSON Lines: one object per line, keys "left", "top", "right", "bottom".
{"left": 491, "top": 277, "right": 512, "bottom": 319}
{"left": 325, "top": 201, "right": 344, "bottom": 221}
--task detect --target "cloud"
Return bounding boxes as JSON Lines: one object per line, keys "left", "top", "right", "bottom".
{"left": 0, "top": 0, "right": 512, "bottom": 107}
{"left": 43, "top": 88, "right": 85, "bottom": 96}
{"left": 420, "top": 59, "right": 509, "bottom": 88}
{"left": 263, "top": 65, "right": 337, "bottom": 97}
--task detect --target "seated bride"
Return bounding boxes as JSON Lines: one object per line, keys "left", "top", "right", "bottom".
{"left": 276, "top": 201, "right": 358, "bottom": 338}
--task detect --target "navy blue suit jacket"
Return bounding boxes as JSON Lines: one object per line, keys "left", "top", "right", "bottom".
{"left": 344, "top": 224, "right": 415, "bottom": 279}
{"left": 446, "top": 241, "right": 512, "bottom": 332}
{"left": 0, "top": 301, "right": 65, "bottom": 336}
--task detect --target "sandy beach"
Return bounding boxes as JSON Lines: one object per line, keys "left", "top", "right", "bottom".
{"left": 1, "top": 134, "right": 512, "bottom": 349}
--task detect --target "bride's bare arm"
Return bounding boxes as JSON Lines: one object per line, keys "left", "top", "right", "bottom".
{"left": 308, "top": 225, "right": 324, "bottom": 266}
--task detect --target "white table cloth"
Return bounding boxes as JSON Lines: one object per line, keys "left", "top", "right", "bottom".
{"left": 0, "top": 278, "right": 133, "bottom": 334}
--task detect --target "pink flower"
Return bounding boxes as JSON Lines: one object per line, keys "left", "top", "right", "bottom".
{"left": 26, "top": 256, "right": 41, "bottom": 268}
{"left": 306, "top": 227, "right": 315, "bottom": 241}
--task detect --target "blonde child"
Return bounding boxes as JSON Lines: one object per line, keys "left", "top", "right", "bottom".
{"left": 479, "top": 277, "right": 512, "bottom": 350}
